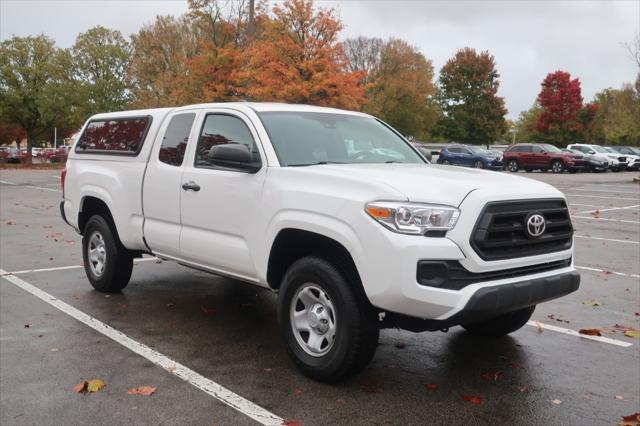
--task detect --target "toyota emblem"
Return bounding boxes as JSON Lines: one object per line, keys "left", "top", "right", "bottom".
{"left": 526, "top": 213, "right": 546, "bottom": 238}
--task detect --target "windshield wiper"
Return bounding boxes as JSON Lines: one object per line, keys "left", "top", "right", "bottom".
{"left": 288, "top": 161, "right": 346, "bottom": 167}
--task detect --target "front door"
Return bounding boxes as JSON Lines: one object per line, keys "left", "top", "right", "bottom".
{"left": 143, "top": 111, "right": 198, "bottom": 258}
{"left": 179, "top": 110, "right": 266, "bottom": 281}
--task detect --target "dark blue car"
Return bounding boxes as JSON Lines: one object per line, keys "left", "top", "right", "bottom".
{"left": 437, "top": 145, "right": 503, "bottom": 169}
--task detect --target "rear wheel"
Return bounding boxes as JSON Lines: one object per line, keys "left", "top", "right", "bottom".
{"left": 473, "top": 160, "right": 484, "bottom": 169}
{"left": 551, "top": 160, "right": 564, "bottom": 173}
{"left": 278, "top": 256, "right": 379, "bottom": 383}
{"left": 442, "top": 160, "right": 451, "bottom": 165}
{"left": 82, "top": 215, "right": 133, "bottom": 293}
{"left": 506, "top": 159, "right": 519, "bottom": 172}
{"left": 462, "top": 306, "right": 535, "bottom": 337}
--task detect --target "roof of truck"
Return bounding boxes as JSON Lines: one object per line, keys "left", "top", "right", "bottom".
{"left": 89, "top": 102, "right": 369, "bottom": 121}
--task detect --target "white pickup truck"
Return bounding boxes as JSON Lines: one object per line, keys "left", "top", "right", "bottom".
{"left": 61, "top": 103, "right": 580, "bottom": 382}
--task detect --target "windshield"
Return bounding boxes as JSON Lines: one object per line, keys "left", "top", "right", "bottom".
{"left": 542, "top": 144, "right": 562, "bottom": 153}
{"left": 258, "top": 111, "right": 424, "bottom": 166}
{"left": 469, "top": 146, "right": 493, "bottom": 155}
{"left": 591, "top": 146, "right": 609, "bottom": 153}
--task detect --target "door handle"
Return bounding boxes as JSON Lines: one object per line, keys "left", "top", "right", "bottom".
{"left": 182, "top": 181, "right": 200, "bottom": 192}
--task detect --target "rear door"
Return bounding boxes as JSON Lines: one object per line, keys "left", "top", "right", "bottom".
{"left": 143, "top": 111, "right": 198, "bottom": 257}
{"left": 179, "top": 109, "right": 266, "bottom": 281}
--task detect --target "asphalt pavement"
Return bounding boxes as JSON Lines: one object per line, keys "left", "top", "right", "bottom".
{"left": 1, "top": 168, "right": 639, "bottom": 425}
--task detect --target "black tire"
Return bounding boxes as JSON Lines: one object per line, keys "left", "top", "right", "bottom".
{"left": 506, "top": 159, "right": 519, "bottom": 172}
{"left": 442, "top": 160, "right": 451, "bottom": 165}
{"left": 551, "top": 160, "right": 564, "bottom": 173}
{"left": 278, "top": 256, "right": 379, "bottom": 383}
{"left": 462, "top": 306, "right": 535, "bottom": 337}
{"left": 82, "top": 215, "right": 133, "bottom": 293}
{"left": 473, "top": 160, "right": 484, "bottom": 169}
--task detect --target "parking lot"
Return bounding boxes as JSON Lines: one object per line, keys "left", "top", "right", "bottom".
{"left": 1, "top": 169, "right": 639, "bottom": 425}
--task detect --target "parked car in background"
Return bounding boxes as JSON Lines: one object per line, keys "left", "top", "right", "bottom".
{"left": 0, "top": 147, "right": 10, "bottom": 162}
{"left": 503, "top": 143, "right": 586, "bottom": 173}
{"left": 410, "top": 142, "right": 432, "bottom": 162}
{"left": 6, "top": 147, "right": 26, "bottom": 164}
{"left": 604, "top": 146, "right": 640, "bottom": 171}
{"left": 437, "top": 144, "right": 503, "bottom": 169}
{"left": 561, "top": 149, "right": 609, "bottom": 172}
{"left": 567, "top": 144, "right": 627, "bottom": 172}
{"left": 49, "top": 146, "right": 70, "bottom": 163}
{"left": 31, "top": 147, "right": 43, "bottom": 158}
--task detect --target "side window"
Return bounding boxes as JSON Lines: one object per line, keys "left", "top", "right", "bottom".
{"left": 195, "top": 114, "right": 260, "bottom": 168}
{"left": 448, "top": 147, "right": 461, "bottom": 153}
{"left": 520, "top": 145, "right": 532, "bottom": 153}
{"left": 507, "top": 146, "right": 520, "bottom": 152}
{"left": 159, "top": 113, "right": 195, "bottom": 166}
{"left": 532, "top": 145, "right": 544, "bottom": 153}
{"left": 77, "top": 117, "right": 151, "bottom": 154}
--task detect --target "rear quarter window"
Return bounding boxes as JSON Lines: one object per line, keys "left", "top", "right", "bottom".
{"left": 76, "top": 116, "right": 152, "bottom": 155}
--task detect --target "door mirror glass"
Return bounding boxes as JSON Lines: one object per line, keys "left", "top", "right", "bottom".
{"left": 209, "top": 144, "right": 261, "bottom": 173}
{"left": 588, "top": 150, "right": 595, "bottom": 155}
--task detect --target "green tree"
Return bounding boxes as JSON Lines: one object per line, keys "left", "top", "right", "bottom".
{"left": 72, "top": 26, "right": 132, "bottom": 117}
{"left": 588, "top": 85, "right": 640, "bottom": 145}
{"left": 437, "top": 47, "right": 507, "bottom": 146}
{"left": 0, "top": 35, "right": 74, "bottom": 160}
{"left": 514, "top": 105, "right": 543, "bottom": 143}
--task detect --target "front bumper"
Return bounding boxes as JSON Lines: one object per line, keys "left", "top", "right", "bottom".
{"left": 382, "top": 270, "right": 580, "bottom": 331}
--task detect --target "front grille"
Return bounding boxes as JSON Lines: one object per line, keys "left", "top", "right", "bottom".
{"left": 471, "top": 199, "right": 573, "bottom": 260}
{"left": 619, "top": 156, "right": 627, "bottom": 162}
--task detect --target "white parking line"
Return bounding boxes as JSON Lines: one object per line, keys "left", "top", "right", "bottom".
{"left": 572, "top": 215, "right": 640, "bottom": 224}
{"left": 526, "top": 321, "right": 633, "bottom": 348}
{"left": 2, "top": 257, "right": 159, "bottom": 276}
{"left": 568, "top": 203, "right": 604, "bottom": 208}
{"left": 577, "top": 204, "right": 640, "bottom": 214}
{"left": 561, "top": 188, "right": 640, "bottom": 195}
{"left": 565, "top": 193, "right": 640, "bottom": 201}
{"left": 575, "top": 265, "right": 640, "bottom": 279}
{"left": 0, "top": 179, "right": 61, "bottom": 192}
{"left": 0, "top": 270, "right": 284, "bottom": 426}
{"left": 575, "top": 235, "right": 639, "bottom": 245}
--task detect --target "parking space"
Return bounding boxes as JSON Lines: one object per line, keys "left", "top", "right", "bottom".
{"left": 1, "top": 169, "right": 639, "bottom": 425}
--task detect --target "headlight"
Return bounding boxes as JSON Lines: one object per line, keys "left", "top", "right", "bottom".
{"left": 365, "top": 201, "right": 460, "bottom": 234}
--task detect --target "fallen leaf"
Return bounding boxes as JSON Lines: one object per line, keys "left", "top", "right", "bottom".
{"left": 424, "top": 383, "right": 439, "bottom": 390}
{"left": 86, "top": 379, "right": 106, "bottom": 393}
{"left": 551, "top": 399, "right": 562, "bottom": 405}
{"left": 5, "top": 220, "right": 16, "bottom": 225}
{"left": 74, "top": 379, "right": 106, "bottom": 394}
{"left": 336, "top": 398, "right": 346, "bottom": 404}
{"left": 50, "top": 348, "right": 59, "bottom": 352}
{"left": 591, "top": 210, "right": 601, "bottom": 218}
{"left": 534, "top": 320, "right": 543, "bottom": 333}
{"left": 635, "top": 312, "right": 640, "bottom": 317}
{"left": 24, "top": 324, "right": 31, "bottom": 328}
{"left": 620, "top": 413, "right": 640, "bottom": 426}
{"left": 127, "top": 386, "right": 156, "bottom": 396}
{"left": 518, "top": 386, "right": 529, "bottom": 393}
{"left": 292, "top": 388, "right": 303, "bottom": 396}
{"left": 602, "top": 270, "right": 613, "bottom": 275}
{"left": 461, "top": 395, "right": 483, "bottom": 405}
{"left": 481, "top": 371, "right": 502, "bottom": 382}
{"left": 48, "top": 257, "right": 54, "bottom": 261}
{"left": 263, "top": 368, "right": 272, "bottom": 372}
{"left": 394, "top": 342, "right": 406, "bottom": 349}
{"left": 582, "top": 300, "right": 602, "bottom": 307}
{"left": 616, "top": 395, "right": 625, "bottom": 400}
{"left": 166, "top": 303, "right": 174, "bottom": 308}
{"left": 579, "top": 328, "right": 602, "bottom": 336}
{"left": 104, "top": 294, "right": 111, "bottom": 298}
{"left": 166, "top": 365, "right": 176, "bottom": 374}
{"left": 624, "top": 329, "right": 640, "bottom": 339}
{"left": 283, "top": 420, "right": 302, "bottom": 426}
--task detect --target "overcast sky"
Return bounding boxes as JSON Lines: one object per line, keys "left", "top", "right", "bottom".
{"left": 1, "top": 0, "right": 638, "bottom": 119}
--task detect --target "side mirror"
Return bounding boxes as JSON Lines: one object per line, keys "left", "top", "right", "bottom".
{"left": 588, "top": 150, "right": 595, "bottom": 155}
{"left": 208, "top": 144, "right": 261, "bottom": 173}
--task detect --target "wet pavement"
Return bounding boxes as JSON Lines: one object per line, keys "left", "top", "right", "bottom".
{"left": 1, "top": 168, "right": 639, "bottom": 425}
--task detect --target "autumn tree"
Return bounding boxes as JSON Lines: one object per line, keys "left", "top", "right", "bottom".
{"left": 235, "top": 0, "right": 366, "bottom": 109}
{"left": 587, "top": 86, "right": 640, "bottom": 145}
{"left": 357, "top": 38, "right": 437, "bottom": 139}
{"left": 0, "top": 35, "right": 75, "bottom": 160}
{"left": 72, "top": 26, "right": 132, "bottom": 117}
{"left": 535, "top": 70, "right": 584, "bottom": 145}
{"left": 343, "top": 36, "right": 383, "bottom": 82}
{"left": 437, "top": 47, "right": 507, "bottom": 146}
{"left": 0, "top": 121, "right": 26, "bottom": 148}
{"left": 128, "top": 16, "right": 200, "bottom": 107}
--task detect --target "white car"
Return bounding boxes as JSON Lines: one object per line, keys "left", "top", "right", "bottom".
{"left": 60, "top": 103, "right": 579, "bottom": 382}
{"left": 567, "top": 144, "right": 627, "bottom": 171}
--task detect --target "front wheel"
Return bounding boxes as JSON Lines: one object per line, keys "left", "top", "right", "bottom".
{"left": 462, "top": 306, "right": 535, "bottom": 337}
{"left": 82, "top": 215, "right": 133, "bottom": 292}
{"left": 278, "top": 256, "right": 379, "bottom": 383}
{"left": 506, "top": 159, "right": 519, "bottom": 172}
{"left": 551, "top": 160, "right": 564, "bottom": 173}
{"left": 473, "top": 160, "right": 484, "bottom": 169}
{"left": 442, "top": 160, "right": 451, "bottom": 165}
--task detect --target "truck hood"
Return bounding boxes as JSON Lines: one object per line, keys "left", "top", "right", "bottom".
{"left": 292, "top": 163, "right": 562, "bottom": 206}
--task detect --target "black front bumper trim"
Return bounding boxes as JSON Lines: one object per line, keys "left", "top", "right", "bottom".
{"left": 382, "top": 270, "right": 580, "bottom": 332}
